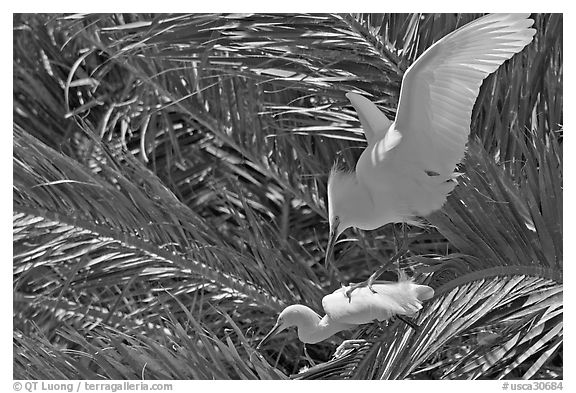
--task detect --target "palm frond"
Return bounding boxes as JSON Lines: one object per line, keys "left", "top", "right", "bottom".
{"left": 14, "top": 13, "right": 562, "bottom": 379}
{"left": 298, "top": 275, "right": 560, "bottom": 379}
{"left": 15, "top": 300, "right": 288, "bottom": 380}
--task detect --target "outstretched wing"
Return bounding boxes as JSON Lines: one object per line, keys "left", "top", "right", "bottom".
{"left": 346, "top": 92, "right": 394, "bottom": 146}
{"left": 392, "top": 13, "right": 536, "bottom": 174}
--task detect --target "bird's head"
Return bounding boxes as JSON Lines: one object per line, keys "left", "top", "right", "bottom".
{"left": 325, "top": 167, "right": 362, "bottom": 267}
{"left": 257, "top": 305, "right": 320, "bottom": 348}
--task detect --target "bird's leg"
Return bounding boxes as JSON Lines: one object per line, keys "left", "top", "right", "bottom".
{"left": 365, "top": 222, "right": 410, "bottom": 289}
{"left": 394, "top": 222, "right": 409, "bottom": 277}
{"left": 365, "top": 247, "right": 408, "bottom": 291}
{"left": 303, "top": 344, "right": 316, "bottom": 367}
{"left": 345, "top": 234, "right": 409, "bottom": 299}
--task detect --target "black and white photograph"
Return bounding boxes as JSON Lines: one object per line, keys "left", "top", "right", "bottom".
{"left": 13, "top": 11, "right": 563, "bottom": 385}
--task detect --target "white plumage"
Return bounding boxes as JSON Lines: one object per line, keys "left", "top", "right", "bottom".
{"left": 258, "top": 278, "right": 434, "bottom": 345}
{"left": 326, "top": 14, "right": 536, "bottom": 264}
{"left": 322, "top": 279, "right": 434, "bottom": 325}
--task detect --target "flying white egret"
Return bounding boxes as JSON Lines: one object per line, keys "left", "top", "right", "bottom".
{"left": 257, "top": 276, "right": 434, "bottom": 347}
{"left": 325, "top": 14, "right": 536, "bottom": 290}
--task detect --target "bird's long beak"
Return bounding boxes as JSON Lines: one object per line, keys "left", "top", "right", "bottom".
{"left": 325, "top": 220, "right": 339, "bottom": 268}
{"left": 257, "top": 321, "right": 286, "bottom": 349}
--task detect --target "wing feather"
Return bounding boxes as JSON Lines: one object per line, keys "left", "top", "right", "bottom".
{"left": 346, "top": 92, "right": 394, "bottom": 146}
{"left": 393, "top": 13, "right": 536, "bottom": 174}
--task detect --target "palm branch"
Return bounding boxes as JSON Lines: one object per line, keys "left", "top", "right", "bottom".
{"left": 13, "top": 13, "right": 562, "bottom": 379}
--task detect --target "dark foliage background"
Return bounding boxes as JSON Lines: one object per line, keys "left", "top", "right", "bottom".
{"left": 13, "top": 13, "right": 562, "bottom": 379}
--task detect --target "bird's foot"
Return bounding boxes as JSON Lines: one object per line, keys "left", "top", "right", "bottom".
{"left": 344, "top": 269, "right": 383, "bottom": 300}
{"left": 344, "top": 281, "right": 374, "bottom": 301}
{"left": 345, "top": 246, "right": 410, "bottom": 301}
{"left": 333, "top": 339, "right": 368, "bottom": 358}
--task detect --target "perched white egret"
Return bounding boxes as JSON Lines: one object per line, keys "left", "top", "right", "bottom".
{"left": 257, "top": 277, "right": 434, "bottom": 346}
{"left": 325, "top": 14, "right": 536, "bottom": 286}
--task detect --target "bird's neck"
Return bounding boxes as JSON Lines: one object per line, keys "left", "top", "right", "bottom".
{"left": 296, "top": 312, "right": 353, "bottom": 344}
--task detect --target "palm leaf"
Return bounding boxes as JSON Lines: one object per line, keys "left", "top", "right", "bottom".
{"left": 14, "top": 13, "right": 562, "bottom": 379}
